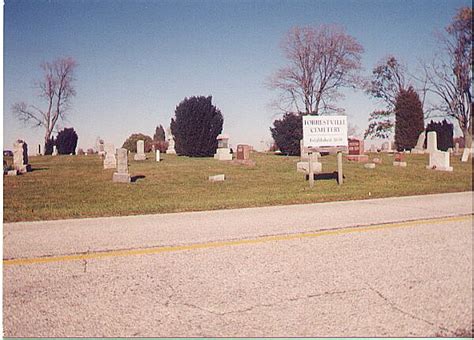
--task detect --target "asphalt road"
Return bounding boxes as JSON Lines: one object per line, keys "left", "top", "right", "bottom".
{"left": 3, "top": 192, "right": 473, "bottom": 337}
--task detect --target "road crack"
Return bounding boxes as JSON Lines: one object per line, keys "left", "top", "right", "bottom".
{"left": 177, "top": 288, "right": 366, "bottom": 316}
{"left": 365, "top": 282, "right": 453, "bottom": 334}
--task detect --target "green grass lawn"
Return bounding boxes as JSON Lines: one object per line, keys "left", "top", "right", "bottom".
{"left": 3, "top": 152, "right": 472, "bottom": 222}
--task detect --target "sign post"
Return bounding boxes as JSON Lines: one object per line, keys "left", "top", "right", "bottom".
{"left": 337, "top": 151, "right": 343, "bottom": 185}
{"left": 308, "top": 152, "right": 314, "bottom": 187}
{"left": 302, "top": 115, "right": 348, "bottom": 186}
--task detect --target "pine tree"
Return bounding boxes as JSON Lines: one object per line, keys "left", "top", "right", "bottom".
{"left": 394, "top": 87, "right": 424, "bottom": 151}
{"left": 56, "top": 128, "right": 78, "bottom": 155}
{"left": 153, "top": 125, "right": 166, "bottom": 142}
{"left": 270, "top": 113, "right": 303, "bottom": 156}
{"left": 170, "top": 96, "right": 223, "bottom": 157}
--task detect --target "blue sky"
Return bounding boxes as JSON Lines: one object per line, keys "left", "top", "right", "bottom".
{"left": 3, "top": 0, "right": 470, "bottom": 152}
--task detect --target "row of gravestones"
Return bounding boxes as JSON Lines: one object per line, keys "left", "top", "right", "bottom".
{"left": 110, "top": 135, "right": 254, "bottom": 183}
{"left": 297, "top": 130, "right": 473, "bottom": 175}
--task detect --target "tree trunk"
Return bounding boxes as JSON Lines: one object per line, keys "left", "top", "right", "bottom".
{"left": 462, "top": 127, "right": 472, "bottom": 149}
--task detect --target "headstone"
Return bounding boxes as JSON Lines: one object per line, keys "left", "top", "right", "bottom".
{"left": 214, "top": 134, "right": 232, "bottom": 161}
{"left": 412, "top": 132, "right": 426, "bottom": 154}
{"left": 113, "top": 148, "right": 131, "bottom": 183}
{"left": 389, "top": 141, "right": 395, "bottom": 152}
{"left": 454, "top": 142, "right": 460, "bottom": 155}
{"left": 297, "top": 153, "right": 322, "bottom": 174}
{"left": 103, "top": 143, "right": 116, "bottom": 169}
{"left": 38, "top": 144, "right": 42, "bottom": 156}
{"left": 461, "top": 148, "right": 471, "bottom": 162}
{"left": 381, "top": 142, "right": 389, "bottom": 152}
{"left": 364, "top": 163, "right": 376, "bottom": 169}
{"left": 134, "top": 140, "right": 147, "bottom": 161}
{"left": 166, "top": 128, "right": 176, "bottom": 154}
{"left": 236, "top": 144, "right": 251, "bottom": 160}
{"left": 13, "top": 141, "right": 31, "bottom": 173}
{"left": 209, "top": 174, "right": 225, "bottom": 182}
{"left": 346, "top": 138, "right": 368, "bottom": 162}
{"left": 372, "top": 157, "right": 382, "bottom": 164}
{"left": 348, "top": 138, "right": 364, "bottom": 155}
{"left": 426, "top": 150, "right": 453, "bottom": 171}
{"left": 97, "top": 141, "right": 105, "bottom": 157}
{"left": 394, "top": 152, "right": 405, "bottom": 162}
{"left": 7, "top": 169, "right": 18, "bottom": 176}
{"left": 156, "top": 150, "right": 160, "bottom": 162}
{"left": 300, "top": 139, "right": 310, "bottom": 160}
{"left": 393, "top": 152, "right": 407, "bottom": 166}
{"left": 426, "top": 131, "right": 438, "bottom": 153}
{"left": 52, "top": 145, "right": 58, "bottom": 156}
{"left": 369, "top": 144, "right": 377, "bottom": 153}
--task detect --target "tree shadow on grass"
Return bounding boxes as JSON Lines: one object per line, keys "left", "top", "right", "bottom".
{"left": 131, "top": 175, "right": 146, "bottom": 183}
{"left": 306, "top": 171, "right": 345, "bottom": 184}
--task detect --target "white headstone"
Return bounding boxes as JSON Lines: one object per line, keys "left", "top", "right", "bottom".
{"left": 134, "top": 140, "right": 146, "bottom": 161}
{"left": 113, "top": 148, "right": 131, "bottom": 182}
{"left": 461, "top": 148, "right": 471, "bottom": 162}
{"left": 13, "top": 141, "right": 30, "bottom": 173}
{"left": 214, "top": 134, "right": 232, "bottom": 161}
{"left": 97, "top": 140, "right": 105, "bottom": 157}
{"left": 454, "top": 142, "right": 460, "bottom": 155}
{"left": 426, "top": 150, "right": 453, "bottom": 171}
{"left": 209, "top": 174, "right": 225, "bottom": 182}
{"left": 156, "top": 150, "right": 160, "bottom": 162}
{"left": 426, "top": 131, "right": 438, "bottom": 153}
{"left": 166, "top": 128, "right": 176, "bottom": 154}
{"left": 52, "top": 145, "right": 58, "bottom": 156}
{"left": 297, "top": 160, "right": 322, "bottom": 174}
{"left": 103, "top": 143, "right": 116, "bottom": 169}
{"left": 412, "top": 132, "right": 426, "bottom": 153}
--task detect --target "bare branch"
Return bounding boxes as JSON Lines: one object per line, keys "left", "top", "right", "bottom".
{"left": 268, "top": 24, "right": 363, "bottom": 115}
{"left": 11, "top": 56, "right": 77, "bottom": 145}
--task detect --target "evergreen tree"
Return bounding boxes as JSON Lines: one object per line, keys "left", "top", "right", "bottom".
{"left": 153, "top": 125, "right": 166, "bottom": 142}
{"left": 270, "top": 113, "right": 303, "bottom": 156}
{"left": 394, "top": 87, "right": 424, "bottom": 151}
{"left": 170, "top": 96, "right": 223, "bottom": 157}
{"left": 56, "top": 128, "right": 78, "bottom": 155}
{"left": 425, "top": 120, "right": 454, "bottom": 151}
{"left": 44, "top": 138, "right": 55, "bottom": 155}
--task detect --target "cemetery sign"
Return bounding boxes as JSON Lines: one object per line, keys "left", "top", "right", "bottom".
{"left": 303, "top": 115, "right": 348, "bottom": 148}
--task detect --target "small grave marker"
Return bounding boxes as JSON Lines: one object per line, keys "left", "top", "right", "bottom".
{"left": 209, "top": 174, "right": 225, "bottom": 182}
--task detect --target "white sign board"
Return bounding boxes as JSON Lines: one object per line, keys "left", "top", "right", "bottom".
{"left": 303, "top": 115, "right": 348, "bottom": 148}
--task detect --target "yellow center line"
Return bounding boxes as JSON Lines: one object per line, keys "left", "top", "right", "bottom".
{"left": 4, "top": 214, "right": 472, "bottom": 267}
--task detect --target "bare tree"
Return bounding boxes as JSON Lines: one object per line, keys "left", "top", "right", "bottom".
{"left": 364, "top": 56, "right": 406, "bottom": 139}
{"left": 12, "top": 57, "right": 77, "bottom": 147}
{"left": 364, "top": 55, "right": 431, "bottom": 139}
{"left": 367, "top": 55, "right": 407, "bottom": 108}
{"left": 424, "top": 7, "right": 472, "bottom": 148}
{"left": 268, "top": 24, "right": 364, "bottom": 115}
